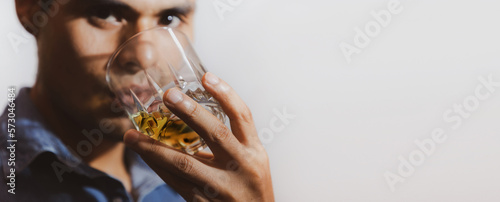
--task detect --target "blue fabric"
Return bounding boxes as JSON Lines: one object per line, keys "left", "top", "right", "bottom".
{"left": 0, "top": 88, "right": 185, "bottom": 202}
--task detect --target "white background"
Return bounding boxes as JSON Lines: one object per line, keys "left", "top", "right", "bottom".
{"left": 2, "top": 0, "right": 500, "bottom": 201}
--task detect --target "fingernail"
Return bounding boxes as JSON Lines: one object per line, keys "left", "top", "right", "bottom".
{"left": 166, "top": 88, "right": 183, "bottom": 104}
{"left": 205, "top": 72, "right": 220, "bottom": 85}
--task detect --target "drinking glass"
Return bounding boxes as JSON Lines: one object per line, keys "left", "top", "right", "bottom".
{"left": 106, "top": 26, "right": 227, "bottom": 154}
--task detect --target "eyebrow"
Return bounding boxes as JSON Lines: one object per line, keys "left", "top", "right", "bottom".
{"left": 86, "top": 0, "right": 130, "bottom": 8}
{"left": 85, "top": 0, "right": 194, "bottom": 15}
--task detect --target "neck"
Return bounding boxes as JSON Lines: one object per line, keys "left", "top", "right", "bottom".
{"left": 29, "top": 84, "right": 132, "bottom": 192}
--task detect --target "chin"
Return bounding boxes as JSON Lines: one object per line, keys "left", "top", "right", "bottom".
{"left": 98, "top": 116, "right": 135, "bottom": 142}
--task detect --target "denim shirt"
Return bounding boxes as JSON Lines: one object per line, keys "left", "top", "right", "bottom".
{"left": 0, "top": 88, "right": 185, "bottom": 202}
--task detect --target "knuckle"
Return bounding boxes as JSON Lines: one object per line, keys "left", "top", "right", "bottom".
{"left": 173, "top": 154, "right": 194, "bottom": 174}
{"left": 185, "top": 101, "right": 200, "bottom": 119}
{"left": 147, "top": 138, "right": 162, "bottom": 154}
{"left": 210, "top": 123, "right": 232, "bottom": 145}
{"left": 246, "top": 165, "right": 264, "bottom": 180}
{"left": 236, "top": 106, "right": 254, "bottom": 124}
{"left": 241, "top": 148, "right": 269, "bottom": 177}
{"left": 225, "top": 159, "right": 241, "bottom": 172}
{"left": 245, "top": 146, "right": 266, "bottom": 160}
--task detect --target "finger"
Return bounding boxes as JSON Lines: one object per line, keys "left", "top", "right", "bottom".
{"left": 162, "top": 88, "right": 243, "bottom": 160}
{"left": 201, "top": 72, "right": 259, "bottom": 145}
{"left": 194, "top": 151, "right": 214, "bottom": 160}
{"left": 124, "top": 129, "right": 214, "bottom": 185}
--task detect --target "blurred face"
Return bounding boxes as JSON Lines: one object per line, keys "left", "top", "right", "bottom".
{"left": 29, "top": 0, "right": 195, "bottom": 140}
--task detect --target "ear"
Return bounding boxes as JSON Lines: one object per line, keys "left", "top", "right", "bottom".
{"left": 15, "top": 0, "right": 43, "bottom": 36}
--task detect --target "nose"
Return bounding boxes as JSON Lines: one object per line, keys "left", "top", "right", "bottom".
{"left": 115, "top": 15, "right": 161, "bottom": 74}
{"left": 116, "top": 38, "right": 158, "bottom": 75}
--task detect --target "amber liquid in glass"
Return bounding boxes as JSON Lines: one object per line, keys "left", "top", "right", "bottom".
{"left": 130, "top": 104, "right": 205, "bottom": 154}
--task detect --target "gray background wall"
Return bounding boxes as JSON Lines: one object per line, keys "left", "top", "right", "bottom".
{"left": 1, "top": 0, "right": 500, "bottom": 201}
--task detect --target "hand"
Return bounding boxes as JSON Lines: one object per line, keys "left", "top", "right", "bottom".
{"left": 124, "top": 72, "right": 274, "bottom": 201}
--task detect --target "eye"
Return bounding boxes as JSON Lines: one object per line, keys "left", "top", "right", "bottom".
{"left": 89, "top": 7, "right": 124, "bottom": 24}
{"left": 159, "top": 15, "right": 182, "bottom": 28}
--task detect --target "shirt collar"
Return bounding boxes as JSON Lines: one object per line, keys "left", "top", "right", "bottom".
{"left": 0, "top": 88, "right": 166, "bottom": 197}
{"left": 0, "top": 87, "right": 84, "bottom": 180}
{"left": 126, "top": 148, "right": 165, "bottom": 201}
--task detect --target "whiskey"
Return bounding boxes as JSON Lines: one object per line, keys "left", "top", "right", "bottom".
{"left": 129, "top": 87, "right": 227, "bottom": 154}
{"left": 130, "top": 104, "right": 205, "bottom": 154}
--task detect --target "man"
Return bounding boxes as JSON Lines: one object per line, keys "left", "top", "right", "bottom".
{"left": 0, "top": 0, "right": 274, "bottom": 201}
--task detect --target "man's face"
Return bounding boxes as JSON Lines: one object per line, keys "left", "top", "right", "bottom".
{"left": 28, "top": 0, "right": 195, "bottom": 140}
